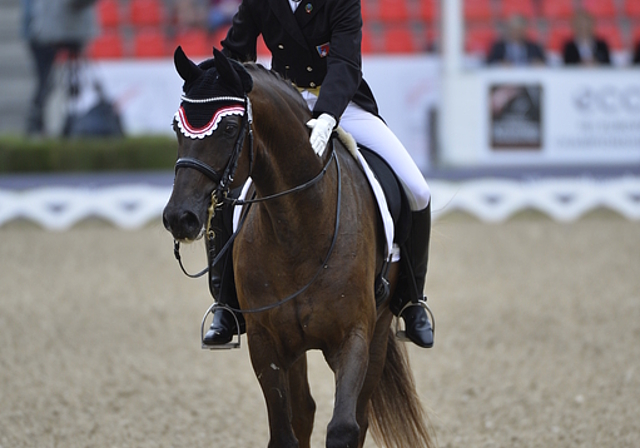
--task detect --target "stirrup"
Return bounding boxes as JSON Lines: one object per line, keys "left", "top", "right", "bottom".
{"left": 395, "top": 298, "right": 436, "bottom": 343}
{"left": 200, "top": 302, "right": 242, "bottom": 350}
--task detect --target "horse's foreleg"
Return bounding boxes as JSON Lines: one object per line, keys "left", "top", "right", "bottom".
{"left": 248, "top": 329, "right": 299, "bottom": 448}
{"left": 325, "top": 330, "right": 370, "bottom": 448}
{"left": 288, "top": 354, "right": 316, "bottom": 448}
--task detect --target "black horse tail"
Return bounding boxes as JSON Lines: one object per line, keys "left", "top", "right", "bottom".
{"left": 368, "top": 332, "right": 436, "bottom": 448}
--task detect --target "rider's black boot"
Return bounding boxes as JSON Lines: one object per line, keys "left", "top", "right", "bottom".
{"left": 391, "top": 204, "right": 434, "bottom": 348}
{"left": 202, "top": 202, "right": 245, "bottom": 346}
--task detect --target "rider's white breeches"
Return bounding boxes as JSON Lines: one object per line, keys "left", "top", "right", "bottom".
{"left": 301, "top": 91, "right": 431, "bottom": 212}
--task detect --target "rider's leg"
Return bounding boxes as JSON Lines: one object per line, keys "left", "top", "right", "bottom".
{"left": 311, "top": 97, "right": 434, "bottom": 348}
{"left": 202, "top": 199, "right": 245, "bottom": 345}
{"left": 392, "top": 204, "right": 434, "bottom": 348}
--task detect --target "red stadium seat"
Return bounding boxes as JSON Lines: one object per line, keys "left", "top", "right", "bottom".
{"left": 211, "top": 26, "right": 229, "bottom": 49}
{"left": 361, "top": 0, "right": 372, "bottom": 21}
{"left": 88, "top": 31, "right": 124, "bottom": 59}
{"left": 382, "top": 26, "right": 416, "bottom": 53}
{"left": 465, "top": 25, "right": 496, "bottom": 54}
{"left": 418, "top": 0, "right": 439, "bottom": 22}
{"left": 547, "top": 23, "right": 573, "bottom": 52}
{"left": 423, "top": 27, "right": 440, "bottom": 52}
{"left": 541, "top": 0, "right": 573, "bottom": 20}
{"left": 176, "top": 28, "right": 213, "bottom": 57}
{"left": 129, "top": 0, "right": 165, "bottom": 27}
{"left": 464, "top": 0, "right": 493, "bottom": 22}
{"left": 133, "top": 29, "right": 168, "bottom": 58}
{"left": 501, "top": 0, "right": 535, "bottom": 19}
{"left": 595, "top": 23, "right": 624, "bottom": 50}
{"left": 625, "top": 0, "right": 640, "bottom": 18}
{"left": 97, "top": 0, "right": 121, "bottom": 29}
{"left": 583, "top": 0, "right": 617, "bottom": 18}
{"left": 378, "top": 0, "right": 410, "bottom": 22}
{"left": 362, "top": 27, "right": 375, "bottom": 53}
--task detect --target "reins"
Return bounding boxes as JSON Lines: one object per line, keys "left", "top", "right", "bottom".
{"left": 222, "top": 147, "right": 341, "bottom": 315}
{"left": 172, "top": 96, "right": 342, "bottom": 315}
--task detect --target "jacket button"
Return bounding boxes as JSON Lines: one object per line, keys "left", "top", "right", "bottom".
{"left": 309, "top": 82, "right": 316, "bottom": 87}
{"left": 285, "top": 65, "right": 290, "bottom": 69}
{"left": 306, "top": 66, "right": 313, "bottom": 72}
{"left": 278, "top": 44, "right": 284, "bottom": 50}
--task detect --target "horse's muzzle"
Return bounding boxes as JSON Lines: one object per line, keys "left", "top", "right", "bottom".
{"left": 162, "top": 207, "right": 204, "bottom": 242}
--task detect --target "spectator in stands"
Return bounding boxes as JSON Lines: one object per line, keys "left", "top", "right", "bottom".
{"left": 563, "top": 10, "right": 611, "bottom": 66}
{"left": 22, "top": 0, "right": 98, "bottom": 136}
{"left": 487, "top": 15, "right": 546, "bottom": 66}
{"left": 173, "top": 0, "right": 207, "bottom": 30}
{"left": 207, "top": 0, "right": 240, "bottom": 32}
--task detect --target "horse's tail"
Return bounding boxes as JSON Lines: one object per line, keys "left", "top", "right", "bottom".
{"left": 368, "top": 331, "right": 436, "bottom": 448}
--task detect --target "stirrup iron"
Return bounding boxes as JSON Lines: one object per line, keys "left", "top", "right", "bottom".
{"left": 200, "top": 303, "right": 242, "bottom": 350}
{"left": 395, "top": 298, "right": 436, "bottom": 343}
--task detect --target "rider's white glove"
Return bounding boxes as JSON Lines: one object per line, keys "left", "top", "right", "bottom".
{"left": 306, "top": 113, "right": 337, "bottom": 157}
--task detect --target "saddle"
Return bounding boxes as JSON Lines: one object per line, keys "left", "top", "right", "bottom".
{"left": 357, "top": 145, "right": 411, "bottom": 248}
{"left": 331, "top": 127, "right": 411, "bottom": 251}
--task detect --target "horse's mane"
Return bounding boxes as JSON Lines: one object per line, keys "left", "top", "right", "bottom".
{"left": 243, "top": 63, "right": 311, "bottom": 118}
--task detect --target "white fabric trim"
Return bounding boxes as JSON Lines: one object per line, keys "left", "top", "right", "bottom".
{"left": 180, "top": 95, "right": 245, "bottom": 104}
{"left": 232, "top": 178, "right": 254, "bottom": 233}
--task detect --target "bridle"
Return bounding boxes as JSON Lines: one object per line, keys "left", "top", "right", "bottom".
{"left": 174, "top": 94, "right": 254, "bottom": 205}
{"left": 171, "top": 93, "right": 342, "bottom": 316}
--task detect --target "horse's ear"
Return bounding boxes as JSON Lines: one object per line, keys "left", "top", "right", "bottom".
{"left": 236, "top": 63, "right": 254, "bottom": 94}
{"left": 174, "top": 46, "right": 202, "bottom": 83}
{"left": 213, "top": 48, "right": 253, "bottom": 94}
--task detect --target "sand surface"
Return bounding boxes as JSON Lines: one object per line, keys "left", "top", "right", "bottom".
{"left": 1, "top": 215, "right": 639, "bottom": 447}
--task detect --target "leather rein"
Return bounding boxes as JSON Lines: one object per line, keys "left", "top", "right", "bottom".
{"left": 172, "top": 94, "right": 342, "bottom": 315}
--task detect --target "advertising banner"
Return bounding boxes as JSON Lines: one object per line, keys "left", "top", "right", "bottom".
{"left": 481, "top": 70, "right": 640, "bottom": 165}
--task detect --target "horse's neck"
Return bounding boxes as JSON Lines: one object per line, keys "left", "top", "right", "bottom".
{"left": 250, "top": 106, "right": 336, "bottom": 240}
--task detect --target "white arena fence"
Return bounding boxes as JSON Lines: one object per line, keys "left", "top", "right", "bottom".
{"left": 0, "top": 177, "right": 639, "bottom": 231}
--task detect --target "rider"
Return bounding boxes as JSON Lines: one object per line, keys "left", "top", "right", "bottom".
{"left": 203, "top": 0, "right": 434, "bottom": 348}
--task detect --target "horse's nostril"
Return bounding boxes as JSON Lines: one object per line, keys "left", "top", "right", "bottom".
{"left": 181, "top": 210, "right": 201, "bottom": 233}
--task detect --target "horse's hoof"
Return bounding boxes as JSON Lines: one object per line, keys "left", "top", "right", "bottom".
{"left": 402, "top": 306, "right": 434, "bottom": 348}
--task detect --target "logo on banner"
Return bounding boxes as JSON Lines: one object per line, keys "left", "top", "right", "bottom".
{"left": 316, "top": 42, "right": 330, "bottom": 58}
{"left": 573, "top": 86, "right": 640, "bottom": 113}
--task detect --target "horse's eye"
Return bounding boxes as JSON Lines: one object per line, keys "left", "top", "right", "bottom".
{"left": 223, "top": 123, "right": 238, "bottom": 137}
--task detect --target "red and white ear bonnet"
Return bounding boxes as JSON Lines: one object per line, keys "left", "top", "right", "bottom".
{"left": 174, "top": 95, "right": 245, "bottom": 140}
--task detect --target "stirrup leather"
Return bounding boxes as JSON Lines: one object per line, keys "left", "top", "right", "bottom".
{"left": 395, "top": 298, "right": 436, "bottom": 343}
{"left": 200, "top": 302, "right": 242, "bottom": 350}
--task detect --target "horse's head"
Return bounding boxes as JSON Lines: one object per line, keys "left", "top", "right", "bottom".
{"left": 163, "top": 47, "right": 253, "bottom": 242}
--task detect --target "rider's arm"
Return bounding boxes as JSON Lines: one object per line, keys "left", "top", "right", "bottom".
{"left": 312, "top": 0, "right": 363, "bottom": 122}
{"left": 221, "top": 0, "right": 260, "bottom": 63}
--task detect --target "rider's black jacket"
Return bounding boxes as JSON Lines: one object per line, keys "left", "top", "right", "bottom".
{"left": 221, "top": 0, "right": 379, "bottom": 121}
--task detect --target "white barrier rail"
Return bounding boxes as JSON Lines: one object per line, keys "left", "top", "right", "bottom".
{"left": 1, "top": 178, "right": 639, "bottom": 230}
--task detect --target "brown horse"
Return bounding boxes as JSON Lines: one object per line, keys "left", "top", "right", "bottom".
{"left": 163, "top": 47, "right": 434, "bottom": 448}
